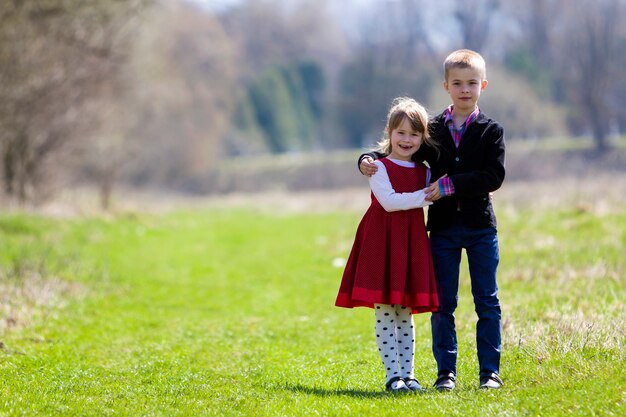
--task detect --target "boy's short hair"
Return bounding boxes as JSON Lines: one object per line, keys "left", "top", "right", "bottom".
{"left": 443, "top": 49, "right": 487, "bottom": 81}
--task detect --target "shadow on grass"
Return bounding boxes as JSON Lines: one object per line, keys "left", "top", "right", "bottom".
{"left": 281, "top": 383, "right": 403, "bottom": 398}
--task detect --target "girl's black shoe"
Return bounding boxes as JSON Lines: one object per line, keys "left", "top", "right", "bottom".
{"left": 385, "top": 376, "right": 410, "bottom": 393}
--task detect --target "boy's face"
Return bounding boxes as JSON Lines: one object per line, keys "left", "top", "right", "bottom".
{"left": 443, "top": 67, "right": 488, "bottom": 114}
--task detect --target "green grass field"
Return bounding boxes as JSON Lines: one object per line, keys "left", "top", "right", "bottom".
{"left": 0, "top": 203, "right": 624, "bottom": 416}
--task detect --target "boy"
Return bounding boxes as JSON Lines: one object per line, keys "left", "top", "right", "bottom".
{"left": 358, "top": 49, "right": 505, "bottom": 390}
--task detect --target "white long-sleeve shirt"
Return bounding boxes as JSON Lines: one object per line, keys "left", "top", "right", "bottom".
{"left": 368, "top": 158, "right": 432, "bottom": 212}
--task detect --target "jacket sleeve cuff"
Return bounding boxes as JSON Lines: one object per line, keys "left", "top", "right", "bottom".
{"left": 438, "top": 177, "right": 455, "bottom": 197}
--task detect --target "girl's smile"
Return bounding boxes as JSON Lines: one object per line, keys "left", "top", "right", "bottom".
{"left": 388, "top": 117, "right": 423, "bottom": 161}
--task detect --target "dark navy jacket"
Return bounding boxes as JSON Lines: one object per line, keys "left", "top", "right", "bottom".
{"left": 360, "top": 111, "right": 505, "bottom": 231}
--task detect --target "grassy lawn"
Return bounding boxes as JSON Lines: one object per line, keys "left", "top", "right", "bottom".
{"left": 0, "top": 204, "right": 624, "bottom": 416}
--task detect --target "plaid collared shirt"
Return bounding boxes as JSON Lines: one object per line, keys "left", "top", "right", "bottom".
{"left": 443, "top": 105, "right": 480, "bottom": 148}
{"left": 438, "top": 105, "right": 480, "bottom": 197}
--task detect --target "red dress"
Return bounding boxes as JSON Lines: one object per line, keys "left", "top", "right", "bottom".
{"left": 335, "top": 158, "right": 439, "bottom": 314}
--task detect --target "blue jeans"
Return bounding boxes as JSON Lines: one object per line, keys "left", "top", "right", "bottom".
{"left": 430, "top": 223, "right": 501, "bottom": 376}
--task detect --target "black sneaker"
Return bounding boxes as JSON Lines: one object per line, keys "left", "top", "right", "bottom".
{"left": 385, "top": 376, "right": 410, "bottom": 393}
{"left": 479, "top": 372, "right": 503, "bottom": 389}
{"left": 434, "top": 372, "right": 456, "bottom": 391}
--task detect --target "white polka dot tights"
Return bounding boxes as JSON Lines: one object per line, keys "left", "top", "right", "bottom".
{"left": 374, "top": 304, "right": 415, "bottom": 384}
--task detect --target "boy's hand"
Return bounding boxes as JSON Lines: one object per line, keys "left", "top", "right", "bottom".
{"left": 360, "top": 157, "right": 378, "bottom": 177}
{"left": 425, "top": 174, "right": 447, "bottom": 202}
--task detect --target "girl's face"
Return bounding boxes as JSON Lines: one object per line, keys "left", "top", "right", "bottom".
{"left": 388, "top": 117, "right": 423, "bottom": 161}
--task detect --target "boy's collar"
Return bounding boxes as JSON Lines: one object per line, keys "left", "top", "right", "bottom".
{"left": 435, "top": 109, "right": 488, "bottom": 127}
{"left": 473, "top": 111, "right": 488, "bottom": 124}
{"left": 443, "top": 105, "right": 481, "bottom": 124}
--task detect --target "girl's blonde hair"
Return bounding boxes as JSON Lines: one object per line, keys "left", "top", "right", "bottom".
{"left": 377, "top": 97, "right": 435, "bottom": 155}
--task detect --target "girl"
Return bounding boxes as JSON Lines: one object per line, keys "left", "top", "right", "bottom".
{"left": 335, "top": 97, "right": 439, "bottom": 393}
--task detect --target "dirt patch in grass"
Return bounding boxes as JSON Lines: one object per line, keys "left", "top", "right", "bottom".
{"left": 25, "top": 171, "right": 625, "bottom": 219}
{"left": 177, "top": 172, "right": 626, "bottom": 215}
{"left": 0, "top": 268, "right": 84, "bottom": 335}
{"left": 3, "top": 146, "right": 626, "bottom": 217}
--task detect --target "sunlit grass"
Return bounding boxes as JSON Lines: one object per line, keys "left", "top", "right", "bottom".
{"left": 0, "top": 205, "right": 624, "bottom": 416}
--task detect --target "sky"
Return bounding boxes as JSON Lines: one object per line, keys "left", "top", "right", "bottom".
{"left": 184, "top": 0, "right": 462, "bottom": 51}
{"left": 185, "top": 0, "right": 245, "bottom": 11}
{"left": 186, "top": 0, "right": 377, "bottom": 13}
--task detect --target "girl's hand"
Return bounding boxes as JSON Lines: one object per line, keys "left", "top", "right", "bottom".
{"left": 360, "top": 157, "right": 378, "bottom": 177}
{"left": 425, "top": 182, "right": 441, "bottom": 202}
{"left": 425, "top": 174, "right": 447, "bottom": 201}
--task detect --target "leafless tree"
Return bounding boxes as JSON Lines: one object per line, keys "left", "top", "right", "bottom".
{"left": 0, "top": 0, "right": 151, "bottom": 204}
{"left": 451, "top": 0, "right": 501, "bottom": 52}
{"left": 558, "top": 0, "right": 625, "bottom": 151}
{"left": 119, "top": 2, "right": 237, "bottom": 191}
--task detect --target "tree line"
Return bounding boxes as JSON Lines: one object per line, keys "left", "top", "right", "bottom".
{"left": 1, "top": 0, "right": 625, "bottom": 206}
